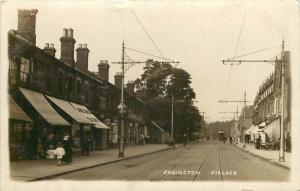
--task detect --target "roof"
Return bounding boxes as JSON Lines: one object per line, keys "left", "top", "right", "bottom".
{"left": 9, "top": 96, "right": 33, "bottom": 123}
{"left": 19, "top": 88, "right": 71, "bottom": 126}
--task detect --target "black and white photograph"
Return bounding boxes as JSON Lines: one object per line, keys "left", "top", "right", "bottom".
{"left": 1, "top": 0, "right": 300, "bottom": 191}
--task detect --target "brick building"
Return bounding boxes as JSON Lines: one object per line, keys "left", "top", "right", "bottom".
{"left": 8, "top": 9, "right": 161, "bottom": 160}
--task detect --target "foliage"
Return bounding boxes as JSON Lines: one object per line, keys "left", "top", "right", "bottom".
{"left": 128, "top": 59, "right": 201, "bottom": 141}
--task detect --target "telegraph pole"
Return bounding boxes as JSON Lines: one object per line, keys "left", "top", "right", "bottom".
{"left": 279, "top": 40, "right": 285, "bottom": 162}
{"left": 219, "top": 94, "right": 251, "bottom": 148}
{"left": 243, "top": 91, "right": 246, "bottom": 148}
{"left": 119, "top": 41, "right": 125, "bottom": 157}
{"left": 171, "top": 91, "right": 174, "bottom": 144}
{"left": 112, "top": 41, "right": 180, "bottom": 157}
{"left": 221, "top": 40, "right": 286, "bottom": 162}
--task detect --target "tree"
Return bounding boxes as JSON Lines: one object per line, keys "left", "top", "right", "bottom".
{"left": 130, "top": 59, "right": 201, "bottom": 142}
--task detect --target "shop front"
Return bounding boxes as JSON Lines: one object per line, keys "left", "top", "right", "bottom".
{"left": 9, "top": 96, "right": 33, "bottom": 160}
{"left": 17, "top": 88, "right": 71, "bottom": 159}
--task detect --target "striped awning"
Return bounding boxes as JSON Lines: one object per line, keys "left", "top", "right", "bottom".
{"left": 69, "top": 102, "right": 110, "bottom": 129}
{"left": 19, "top": 88, "right": 70, "bottom": 126}
{"left": 9, "top": 96, "right": 32, "bottom": 123}
{"left": 46, "top": 96, "right": 92, "bottom": 125}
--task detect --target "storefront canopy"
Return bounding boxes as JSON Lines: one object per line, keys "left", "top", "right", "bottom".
{"left": 46, "top": 96, "right": 92, "bottom": 125}
{"left": 69, "top": 102, "right": 110, "bottom": 129}
{"left": 9, "top": 96, "right": 32, "bottom": 123}
{"left": 19, "top": 88, "right": 70, "bottom": 126}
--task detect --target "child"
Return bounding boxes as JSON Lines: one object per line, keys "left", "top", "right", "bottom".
{"left": 54, "top": 142, "right": 65, "bottom": 166}
{"left": 46, "top": 145, "right": 55, "bottom": 160}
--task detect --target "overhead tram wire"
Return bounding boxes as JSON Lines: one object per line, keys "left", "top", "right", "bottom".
{"left": 224, "top": 12, "right": 246, "bottom": 98}
{"left": 125, "top": 46, "right": 179, "bottom": 64}
{"left": 131, "top": 9, "right": 165, "bottom": 58}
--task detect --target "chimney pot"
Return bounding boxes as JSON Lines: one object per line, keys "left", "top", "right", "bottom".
{"left": 68, "top": 28, "right": 73, "bottom": 38}
{"left": 79, "top": 44, "right": 82, "bottom": 48}
{"left": 83, "top": 44, "right": 87, "bottom": 48}
{"left": 45, "top": 43, "right": 49, "bottom": 48}
{"left": 63, "top": 28, "right": 68, "bottom": 37}
{"left": 50, "top": 43, "right": 54, "bottom": 48}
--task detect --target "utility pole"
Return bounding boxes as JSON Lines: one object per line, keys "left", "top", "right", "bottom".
{"left": 279, "top": 40, "right": 285, "bottom": 162}
{"left": 219, "top": 94, "right": 251, "bottom": 148}
{"left": 112, "top": 41, "right": 180, "bottom": 157}
{"left": 243, "top": 91, "right": 246, "bottom": 148}
{"left": 219, "top": 108, "right": 239, "bottom": 138}
{"left": 199, "top": 112, "right": 207, "bottom": 140}
{"left": 171, "top": 91, "right": 174, "bottom": 144}
{"left": 119, "top": 41, "right": 125, "bottom": 157}
{"left": 221, "top": 40, "right": 286, "bottom": 162}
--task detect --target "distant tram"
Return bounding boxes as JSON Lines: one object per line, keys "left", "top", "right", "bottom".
{"left": 218, "top": 130, "right": 225, "bottom": 141}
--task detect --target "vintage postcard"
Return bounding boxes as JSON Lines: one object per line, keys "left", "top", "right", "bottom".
{"left": 1, "top": 0, "right": 300, "bottom": 191}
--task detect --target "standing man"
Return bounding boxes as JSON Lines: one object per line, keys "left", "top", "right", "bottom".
{"left": 183, "top": 133, "right": 187, "bottom": 147}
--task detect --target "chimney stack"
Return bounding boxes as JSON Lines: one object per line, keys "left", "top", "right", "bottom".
{"left": 114, "top": 72, "right": 123, "bottom": 89}
{"left": 76, "top": 43, "right": 89, "bottom": 71}
{"left": 126, "top": 81, "right": 135, "bottom": 96}
{"left": 60, "top": 28, "right": 76, "bottom": 65}
{"left": 17, "top": 9, "right": 38, "bottom": 45}
{"left": 43, "top": 43, "right": 56, "bottom": 57}
{"left": 97, "top": 60, "right": 110, "bottom": 82}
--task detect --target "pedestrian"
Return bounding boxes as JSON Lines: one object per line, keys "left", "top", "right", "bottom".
{"left": 141, "top": 134, "right": 145, "bottom": 145}
{"left": 223, "top": 136, "right": 226, "bottom": 144}
{"left": 54, "top": 142, "right": 65, "bottom": 166}
{"left": 62, "top": 135, "right": 73, "bottom": 164}
{"left": 46, "top": 145, "right": 55, "bottom": 160}
{"left": 229, "top": 136, "right": 233, "bottom": 144}
{"left": 37, "top": 139, "right": 45, "bottom": 159}
{"left": 183, "top": 133, "right": 187, "bottom": 147}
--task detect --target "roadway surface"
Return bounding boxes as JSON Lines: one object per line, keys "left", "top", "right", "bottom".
{"left": 51, "top": 142, "right": 289, "bottom": 181}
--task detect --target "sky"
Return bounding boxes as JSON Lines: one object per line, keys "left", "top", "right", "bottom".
{"left": 2, "top": 0, "right": 300, "bottom": 122}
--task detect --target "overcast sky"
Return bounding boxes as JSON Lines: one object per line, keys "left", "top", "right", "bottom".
{"left": 2, "top": 0, "right": 300, "bottom": 122}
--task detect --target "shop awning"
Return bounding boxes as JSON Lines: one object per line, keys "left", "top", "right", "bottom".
{"left": 19, "top": 88, "right": 70, "bottom": 126}
{"left": 260, "top": 118, "right": 280, "bottom": 140}
{"left": 245, "top": 125, "right": 256, "bottom": 135}
{"left": 46, "top": 96, "right": 92, "bottom": 125}
{"left": 258, "top": 122, "right": 266, "bottom": 128}
{"left": 69, "top": 102, "right": 110, "bottom": 129}
{"left": 9, "top": 96, "right": 33, "bottom": 123}
{"left": 151, "top": 120, "right": 165, "bottom": 132}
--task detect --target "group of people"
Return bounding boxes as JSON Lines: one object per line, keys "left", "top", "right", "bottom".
{"left": 45, "top": 135, "right": 73, "bottom": 166}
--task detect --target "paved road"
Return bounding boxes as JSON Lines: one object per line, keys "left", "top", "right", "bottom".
{"left": 52, "top": 142, "right": 289, "bottom": 181}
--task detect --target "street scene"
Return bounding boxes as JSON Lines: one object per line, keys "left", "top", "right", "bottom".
{"left": 3, "top": 1, "right": 297, "bottom": 186}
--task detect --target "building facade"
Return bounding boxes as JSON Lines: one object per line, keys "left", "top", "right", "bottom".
{"left": 252, "top": 53, "right": 291, "bottom": 151}
{"left": 8, "top": 9, "right": 162, "bottom": 160}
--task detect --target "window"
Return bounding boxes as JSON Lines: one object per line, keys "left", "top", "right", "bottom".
{"left": 99, "top": 96, "right": 107, "bottom": 111}
{"left": 20, "top": 57, "right": 30, "bottom": 83}
{"left": 76, "top": 78, "right": 82, "bottom": 94}
{"left": 9, "top": 58, "right": 17, "bottom": 85}
{"left": 46, "top": 65, "right": 53, "bottom": 92}
{"left": 58, "top": 71, "right": 64, "bottom": 96}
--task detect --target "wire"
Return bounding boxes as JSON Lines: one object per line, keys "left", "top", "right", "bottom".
{"left": 131, "top": 9, "right": 165, "bottom": 58}
{"left": 229, "top": 44, "right": 281, "bottom": 60}
{"left": 125, "top": 46, "right": 177, "bottom": 62}
{"left": 224, "top": 12, "right": 246, "bottom": 98}
{"left": 233, "top": 12, "right": 247, "bottom": 59}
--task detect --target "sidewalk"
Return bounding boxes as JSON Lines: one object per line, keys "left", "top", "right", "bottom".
{"left": 10, "top": 144, "right": 170, "bottom": 181}
{"left": 234, "top": 142, "right": 291, "bottom": 170}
